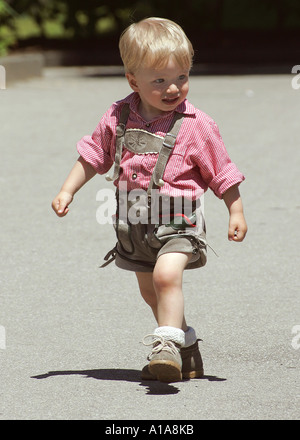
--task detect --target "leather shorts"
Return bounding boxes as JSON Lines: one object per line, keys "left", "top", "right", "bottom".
{"left": 112, "top": 191, "right": 207, "bottom": 272}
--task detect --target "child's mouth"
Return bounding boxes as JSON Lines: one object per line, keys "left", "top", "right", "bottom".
{"left": 162, "top": 96, "right": 179, "bottom": 105}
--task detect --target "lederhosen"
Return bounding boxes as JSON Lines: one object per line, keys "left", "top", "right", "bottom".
{"left": 101, "top": 104, "right": 207, "bottom": 272}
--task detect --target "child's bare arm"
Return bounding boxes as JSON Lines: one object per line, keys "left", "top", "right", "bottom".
{"left": 223, "top": 184, "right": 247, "bottom": 242}
{"left": 52, "top": 156, "right": 96, "bottom": 217}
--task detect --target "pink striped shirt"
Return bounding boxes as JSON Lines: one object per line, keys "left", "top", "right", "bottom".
{"left": 77, "top": 92, "right": 244, "bottom": 200}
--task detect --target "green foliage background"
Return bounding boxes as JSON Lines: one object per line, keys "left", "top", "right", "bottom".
{"left": 1, "top": 0, "right": 300, "bottom": 56}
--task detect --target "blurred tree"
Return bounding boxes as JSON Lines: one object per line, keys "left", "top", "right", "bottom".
{"left": 5, "top": 0, "right": 300, "bottom": 38}
{"left": 1, "top": 0, "right": 299, "bottom": 57}
{"left": 9, "top": 0, "right": 139, "bottom": 38}
{"left": 0, "top": 0, "right": 19, "bottom": 54}
{"left": 10, "top": 0, "right": 62, "bottom": 36}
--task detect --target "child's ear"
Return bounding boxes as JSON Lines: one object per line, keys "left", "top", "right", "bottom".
{"left": 126, "top": 73, "right": 139, "bottom": 92}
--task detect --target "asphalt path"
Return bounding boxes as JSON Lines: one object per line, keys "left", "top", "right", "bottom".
{"left": 0, "top": 67, "right": 299, "bottom": 420}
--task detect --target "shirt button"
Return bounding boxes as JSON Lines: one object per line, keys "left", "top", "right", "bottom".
{"left": 132, "top": 173, "right": 137, "bottom": 180}
{"left": 145, "top": 123, "right": 151, "bottom": 127}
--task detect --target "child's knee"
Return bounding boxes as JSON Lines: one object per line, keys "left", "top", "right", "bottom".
{"left": 153, "top": 252, "right": 190, "bottom": 291}
{"left": 153, "top": 264, "right": 180, "bottom": 292}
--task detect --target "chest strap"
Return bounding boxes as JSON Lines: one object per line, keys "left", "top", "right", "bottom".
{"left": 105, "top": 103, "right": 130, "bottom": 182}
{"left": 147, "top": 112, "right": 184, "bottom": 198}
{"left": 105, "top": 103, "right": 184, "bottom": 193}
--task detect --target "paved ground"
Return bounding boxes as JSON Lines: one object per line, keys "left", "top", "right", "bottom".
{"left": 0, "top": 67, "right": 299, "bottom": 420}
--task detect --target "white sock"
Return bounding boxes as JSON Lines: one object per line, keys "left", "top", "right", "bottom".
{"left": 154, "top": 326, "right": 185, "bottom": 347}
{"left": 183, "top": 326, "right": 197, "bottom": 348}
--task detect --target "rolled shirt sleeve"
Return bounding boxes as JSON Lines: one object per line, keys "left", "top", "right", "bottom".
{"left": 76, "top": 106, "right": 118, "bottom": 175}
{"left": 197, "top": 120, "right": 245, "bottom": 198}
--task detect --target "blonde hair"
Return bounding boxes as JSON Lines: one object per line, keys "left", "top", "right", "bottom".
{"left": 119, "top": 17, "right": 194, "bottom": 73}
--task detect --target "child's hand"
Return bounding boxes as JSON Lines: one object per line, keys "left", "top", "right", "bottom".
{"left": 223, "top": 184, "right": 247, "bottom": 242}
{"left": 52, "top": 191, "right": 73, "bottom": 217}
{"left": 228, "top": 212, "right": 248, "bottom": 242}
{"left": 51, "top": 157, "right": 97, "bottom": 217}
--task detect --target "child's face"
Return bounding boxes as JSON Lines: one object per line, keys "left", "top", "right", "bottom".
{"left": 126, "top": 56, "right": 189, "bottom": 121}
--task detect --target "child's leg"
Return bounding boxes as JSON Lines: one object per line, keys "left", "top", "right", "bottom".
{"left": 136, "top": 254, "right": 204, "bottom": 381}
{"left": 135, "top": 272, "right": 159, "bottom": 323}
{"left": 136, "top": 253, "right": 190, "bottom": 382}
{"left": 152, "top": 252, "right": 190, "bottom": 329}
{"left": 135, "top": 269, "right": 188, "bottom": 330}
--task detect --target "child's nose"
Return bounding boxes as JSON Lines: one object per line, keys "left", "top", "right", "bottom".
{"left": 167, "top": 83, "right": 179, "bottom": 93}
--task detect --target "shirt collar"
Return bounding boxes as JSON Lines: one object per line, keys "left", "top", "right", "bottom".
{"left": 176, "top": 99, "right": 196, "bottom": 116}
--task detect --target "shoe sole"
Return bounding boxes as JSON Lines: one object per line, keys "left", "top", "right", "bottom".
{"left": 182, "top": 369, "right": 204, "bottom": 379}
{"left": 141, "top": 366, "right": 204, "bottom": 381}
{"left": 149, "top": 360, "right": 182, "bottom": 383}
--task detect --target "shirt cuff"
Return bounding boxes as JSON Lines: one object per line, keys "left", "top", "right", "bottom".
{"left": 209, "top": 163, "right": 245, "bottom": 199}
{"left": 77, "top": 136, "right": 113, "bottom": 174}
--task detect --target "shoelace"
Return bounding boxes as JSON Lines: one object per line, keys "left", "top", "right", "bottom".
{"left": 142, "top": 334, "right": 180, "bottom": 361}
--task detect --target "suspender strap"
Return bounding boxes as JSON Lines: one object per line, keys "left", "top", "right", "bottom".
{"left": 147, "top": 112, "right": 184, "bottom": 197}
{"left": 105, "top": 104, "right": 130, "bottom": 182}
{"left": 106, "top": 105, "right": 184, "bottom": 190}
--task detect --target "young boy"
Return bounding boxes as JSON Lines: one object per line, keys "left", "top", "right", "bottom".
{"left": 52, "top": 17, "right": 247, "bottom": 383}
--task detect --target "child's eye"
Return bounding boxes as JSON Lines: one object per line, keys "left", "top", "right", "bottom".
{"left": 179, "top": 74, "right": 187, "bottom": 81}
{"left": 154, "top": 78, "right": 164, "bottom": 84}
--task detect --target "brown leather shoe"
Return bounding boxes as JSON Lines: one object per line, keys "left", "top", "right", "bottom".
{"left": 141, "top": 339, "right": 204, "bottom": 380}
{"left": 181, "top": 340, "right": 204, "bottom": 379}
{"left": 143, "top": 334, "right": 182, "bottom": 383}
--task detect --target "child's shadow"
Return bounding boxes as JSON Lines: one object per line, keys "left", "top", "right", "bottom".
{"left": 31, "top": 368, "right": 226, "bottom": 395}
